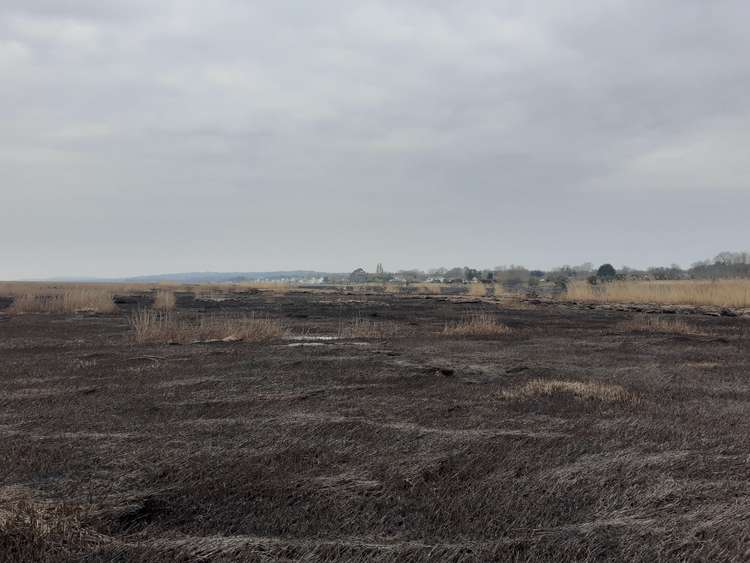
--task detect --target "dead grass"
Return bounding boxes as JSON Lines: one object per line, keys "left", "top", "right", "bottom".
{"left": 153, "top": 289, "right": 176, "bottom": 311}
{"left": 618, "top": 315, "right": 700, "bottom": 335}
{"left": 467, "top": 283, "right": 488, "bottom": 297}
{"left": 0, "top": 498, "right": 105, "bottom": 562}
{"left": 7, "top": 288, "right": 116, "bottom": 314}
{"left": 442, "top": 312, "right": 511, "bottom": 337}
{"left": 129, "top": 310, "right": 285, "bottom": 344}
{"left": 501, "top": 379, "right": 637, "bottom": 404}
{"left": 338, "top": 316, "right": 400, "bottom": 338}
{"left": 565, "top": 279, "right": 750, "bottom": 308}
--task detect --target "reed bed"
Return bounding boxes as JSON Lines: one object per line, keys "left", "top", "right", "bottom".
{"left": 7, "top": 288, "right": 116, "bottom": 314}
{"left": 565, "top": 279, "right": 750, "bottom": 308}
{"left": 129, "top": 310, "right": 285, "bottom": 344}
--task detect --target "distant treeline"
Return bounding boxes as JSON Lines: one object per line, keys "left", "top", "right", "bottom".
{"left": 687, "top": 251, "right": 750, "bottom": 279}
{"left": 343, "top": 251, "right": 750, "bottom": 285}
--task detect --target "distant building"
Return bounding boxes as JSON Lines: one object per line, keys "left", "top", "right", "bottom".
{"left": 349, "top": 268, "right": 368, "bottom": 283}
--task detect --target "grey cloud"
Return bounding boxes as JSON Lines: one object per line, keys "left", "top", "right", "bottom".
{"left": 1, "top": 1, "right": 749, "bottom": 278}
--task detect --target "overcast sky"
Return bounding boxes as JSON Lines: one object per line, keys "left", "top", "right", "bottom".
{"left": 2, "top": 1, "right": 749, "bottom": 278}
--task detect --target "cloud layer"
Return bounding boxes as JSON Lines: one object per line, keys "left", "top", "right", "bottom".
{"left": 2, "top": 1, "right": 749, "bottom": 277}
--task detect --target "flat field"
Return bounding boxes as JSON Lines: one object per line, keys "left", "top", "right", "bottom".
{"left": 2, "top": 290, "right": 750, "bottom": 561}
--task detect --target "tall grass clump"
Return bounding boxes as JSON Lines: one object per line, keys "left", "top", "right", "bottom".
{"left": 338, "top": 315, "right": 400, "bottom": 338}
{"left": 442, "top": 312, "right": 511, "bottom": 337}
{"left": 153, "top": 289, "right": 176, "bottom": 311}
{"left": 565, "top": 279, "right": 750, "bottom": 308}
{"left": 8, "top": 288, "right": 116, "bottom": 314}
{"left": 129, "top": 310, "right": 285, "bottom": 344}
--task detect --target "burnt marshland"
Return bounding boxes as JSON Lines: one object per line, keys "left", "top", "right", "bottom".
{"left": 1, "top": 286, "right": 750, "bottom": 562}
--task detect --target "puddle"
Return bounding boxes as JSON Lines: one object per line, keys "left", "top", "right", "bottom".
{"left": 284, "top": 335, "right": 370, "bottom": 347}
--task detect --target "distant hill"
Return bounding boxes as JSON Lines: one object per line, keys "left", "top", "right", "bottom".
{"left": 37, "top": 271, "right": 344, "bottom": 283}
{"left": 121, "top": 271, "right": 333, "bottom": 283}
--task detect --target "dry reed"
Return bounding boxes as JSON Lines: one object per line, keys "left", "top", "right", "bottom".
{"left": 7, "top": 288, "right": 116, "bottom": 314}
{"left": 565, "top": 279, "right": 750, "bottom": 308}
{"left": 442, "top": 312, "right": 511, "bottom": 337}
{"left": 129, "top": 310, "right": 285, "bottom": 344}
{"left": 153, "top": 290, "right": 176, "bottom": 311}
{"left": 338, "top": 316, "right": 400, "bottom": 338}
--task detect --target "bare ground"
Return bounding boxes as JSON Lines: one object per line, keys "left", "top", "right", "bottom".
{"left": 1, "top": 291, "right": 750, "bottom": 561}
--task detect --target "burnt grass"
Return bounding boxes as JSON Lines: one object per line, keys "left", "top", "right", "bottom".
{"left": 1, "top": 291, "right": 750, "bottom": 562}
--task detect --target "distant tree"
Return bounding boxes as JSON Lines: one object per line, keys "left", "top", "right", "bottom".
{"left": 445, "top": 267, "right": 464, "bottom": 281}
{"left": 463, "top": 268, "right": 480, "bottom": 281}
{"left": 648, "top": 265, "right": 684, "bottom": 280}
{"left": 547, "top": 272, "right": 569, "bottom": 291}
{"left": 689, "top": 251, "right": 750, "bottom": 279}
{"left": 596, "top": 263, "right": 617, "bottom": 280}
{"left": 494, "top": 265, "right": 530, "bottom": 286}
{"left": 551, "top": 265, "right": 587, "bottom": 280}
{"left": 396, "top": 269, "right": 426, "bottom": 282}
{"left": 480, "top": 270, "right": 495, "bottom": 282}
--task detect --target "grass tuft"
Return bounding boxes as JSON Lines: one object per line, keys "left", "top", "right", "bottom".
{"left": 501, "top": 379, "right": 637, "bottom": 404}
{"left": 618, "top": 315, "right": 700, "bottom": 335}
{"left": 442, "top": 312, "right": 511, "bottom": 337}
{"left": 338, "top": 316, "right": 400, "bottom": 339}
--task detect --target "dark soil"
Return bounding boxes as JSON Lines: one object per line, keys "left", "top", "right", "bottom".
{"left": 1, "top": 291, "right": 750, "bottom": 561}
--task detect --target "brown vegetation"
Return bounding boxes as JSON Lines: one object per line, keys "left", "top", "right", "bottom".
{"left": 618, "top": 315, "right": 700, "bottom": 335}
{"left": 129, "top": 310, "right": 285, "bottom": 344}
{"left": 338, "top": 316, "right": 400, "bottom": 338}
{"left": 2, "top": 288, "right": 749, "bottom": 561}
{"left": 0, "top": 498, "right": 103, "bottom": 562}
{"left": 6, "top": 287, "right": 116, "bottom": 314}
{"left": 501, "top": 378, "right": 638, "bottom": 404}
{"left": 152, "top": 289, "right": 176, "bottom": 311}
{"left": 442, "top": 312, "right": 511, "bottom": 336}
{"left": 565, "top": 279, "right": 750, "bottom": 308}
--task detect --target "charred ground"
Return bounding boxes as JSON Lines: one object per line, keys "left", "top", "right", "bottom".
{"left": 1, "top": 291, "right": 749, "bottom": 561}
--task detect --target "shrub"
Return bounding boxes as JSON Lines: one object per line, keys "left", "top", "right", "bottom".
{"left": 596, "top": 263, "right": 617, "bottom": 280}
